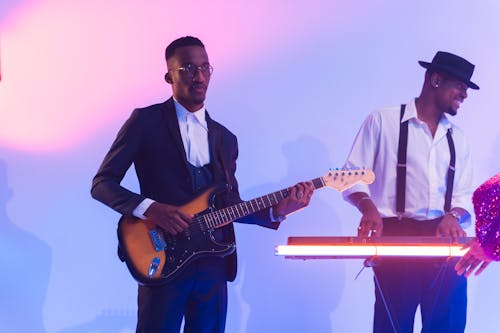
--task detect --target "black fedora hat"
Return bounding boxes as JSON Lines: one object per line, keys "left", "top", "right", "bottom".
{"left": 419, "top": 51, "right": 479, "bottom": 90}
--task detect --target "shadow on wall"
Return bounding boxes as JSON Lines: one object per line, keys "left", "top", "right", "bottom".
{"left": 0, "top": 158, "right": 51, "bottom": 333}
{"left": 54, "top": 309, "right": 135, "bottom": 333}
{"left": 230, "top": 136, "right": 345, "bottom": 333}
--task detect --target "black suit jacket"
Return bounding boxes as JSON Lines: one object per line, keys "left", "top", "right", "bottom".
{"left": 91, "top": 98, "right": 279, "bottom": 281}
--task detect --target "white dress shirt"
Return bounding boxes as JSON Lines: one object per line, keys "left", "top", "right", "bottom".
{"left": 342, "top": 99, "right": 473, "bottom": 226}
{"left": 174, "top": 100, "right": 210, "bottom": 168}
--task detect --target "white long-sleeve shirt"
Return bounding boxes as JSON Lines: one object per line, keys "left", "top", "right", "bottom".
{"left": 343, "top": 99, "right": 473, "bottom": 227}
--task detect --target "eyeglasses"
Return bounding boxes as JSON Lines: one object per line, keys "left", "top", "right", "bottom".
{"left": 176, "top": 64, "right": 213, "bottom": 78}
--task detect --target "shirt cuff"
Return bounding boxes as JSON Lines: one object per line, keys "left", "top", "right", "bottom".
{"left": 133, "top": 198, "right": 155, "bottom": 220}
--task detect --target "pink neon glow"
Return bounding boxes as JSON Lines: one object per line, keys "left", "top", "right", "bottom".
{"left": 275, "top": 244, "right": 469, "bottom": 257}
{"left": 0, "top": 0, "right": 379, "bottom": 151}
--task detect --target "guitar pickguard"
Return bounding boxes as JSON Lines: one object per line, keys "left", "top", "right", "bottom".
{"left": 160, "top": 227, "right": 235, "bottom": 280}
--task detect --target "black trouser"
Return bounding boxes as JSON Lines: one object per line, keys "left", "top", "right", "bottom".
{"left": 372, "top": 218, "right": 467, "bottom": 333}
{"left": 136, "top": 256, "right": 227, "bottom": 333}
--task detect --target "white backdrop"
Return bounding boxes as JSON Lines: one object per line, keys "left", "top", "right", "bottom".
{"left": 1, "top": 1, "right": 499, "bottom": 332}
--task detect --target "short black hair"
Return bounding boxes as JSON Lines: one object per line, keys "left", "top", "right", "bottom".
{"left": 425, "top": 68, "right": 457, "bottom": 83}
{"left": 165, "top": 36, "right": 205, "bottom": 61}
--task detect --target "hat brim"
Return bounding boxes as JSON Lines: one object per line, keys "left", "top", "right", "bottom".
{"left": 419, "top": 61, "right": 479, "bottom": 90}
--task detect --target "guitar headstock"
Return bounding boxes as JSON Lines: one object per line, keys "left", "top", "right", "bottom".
{"left": 323, "top": 168, "right": 375, "bottom": 192}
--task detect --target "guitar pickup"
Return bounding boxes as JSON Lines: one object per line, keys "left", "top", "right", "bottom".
{"left": 149, "top": 229, "right": 167, "bottom": 252}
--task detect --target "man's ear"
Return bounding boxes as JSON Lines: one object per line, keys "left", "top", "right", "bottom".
{"left": 431, "top": 72, "right": 440, "bottom": 88}
{"left": 165, "top": 73, "right": 172, "bottom": 83}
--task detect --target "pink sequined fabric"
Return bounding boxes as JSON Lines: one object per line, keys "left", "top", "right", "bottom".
{"left": 474, "top": 172, "right": 500, "bottom": 261}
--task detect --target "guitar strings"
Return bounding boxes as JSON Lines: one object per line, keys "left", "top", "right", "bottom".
{"left": 185, "top": 193, "right": 287, "bottom": 234}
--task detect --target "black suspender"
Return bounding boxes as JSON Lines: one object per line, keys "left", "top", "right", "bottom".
{"left": 396, "top": 105, "right": 408, "bottom": 218}
{"left": 444, "top": 129, "right": 456, "bottom": 212}
{"left": 396, "top": 104, "right": 456, "bottom": 218}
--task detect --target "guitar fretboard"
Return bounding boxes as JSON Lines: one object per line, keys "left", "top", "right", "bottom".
{"left": 195, "top": 177, "right": 325, "bottom": 229}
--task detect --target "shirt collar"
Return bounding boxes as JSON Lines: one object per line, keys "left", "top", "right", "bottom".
{"left": 405, "top": 99, "right": 452, "bottom": 130}
{"left": 173, "top": 98, "right": 207, "bottom": 129}
{"left": 402, "top": 99, "right": 419, "bottom": 123}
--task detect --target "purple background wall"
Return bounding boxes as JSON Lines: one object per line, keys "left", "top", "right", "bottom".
{"left": 1, "top": 1, "right": 499, "bottom": 332}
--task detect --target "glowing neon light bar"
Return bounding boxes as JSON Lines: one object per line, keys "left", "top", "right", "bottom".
{"left": 275, "top": 236, "right": 473, "bottom": 259}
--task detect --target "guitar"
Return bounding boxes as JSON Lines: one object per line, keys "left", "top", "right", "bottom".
{"left": 117, "top": 169, "right": 375, "bottom": 285}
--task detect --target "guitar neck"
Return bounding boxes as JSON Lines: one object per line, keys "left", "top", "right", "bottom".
{"left": 200, "top": 177, "right": 325, "bottom": 229}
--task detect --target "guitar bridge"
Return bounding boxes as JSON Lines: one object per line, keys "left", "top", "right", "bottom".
{"left": 149, "top": 229, "right": 167, "bottom": 252}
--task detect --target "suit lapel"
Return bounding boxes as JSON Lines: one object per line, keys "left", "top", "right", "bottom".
{"left": 207, "top": 112, "right": 219, "bottom": 162}
{"left": 163, "top": 98, "right": 189, "bottom": 168}
{"left": 206, "top": 111, "right": 226, "bottom": 183}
